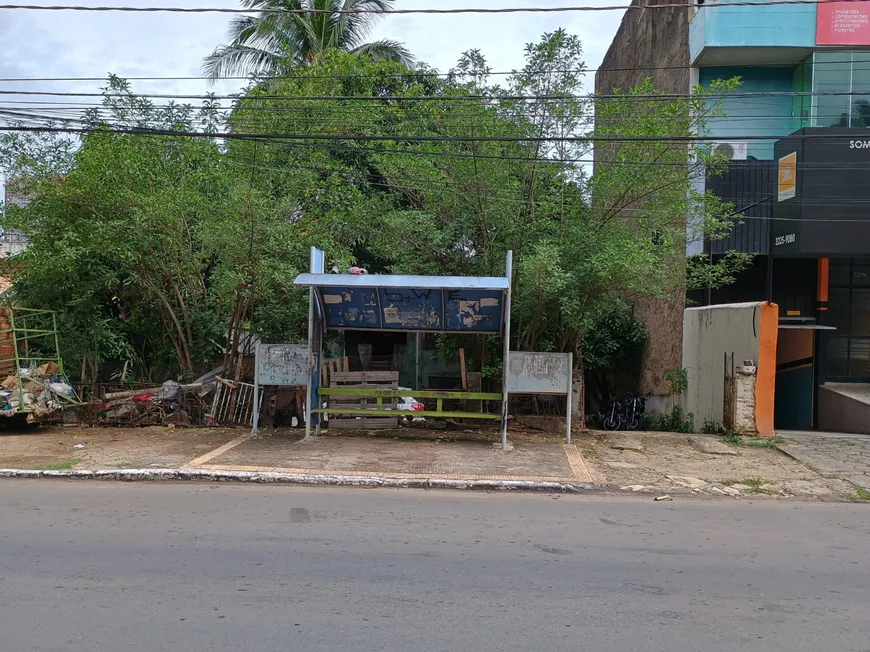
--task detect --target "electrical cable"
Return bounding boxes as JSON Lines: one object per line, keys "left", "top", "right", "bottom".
{"left": 7, "top": 88, "right": 870, "bottom": 101}
{"left": 1, "top": 57, "right": 868, "bottom": 83}
{"left": 7, "top": 121, "right": 870, "bottom": 143}
{"left": 0, "top": 0, "right": 861, "bottom": 14}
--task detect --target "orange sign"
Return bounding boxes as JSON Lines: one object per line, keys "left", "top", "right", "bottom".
{"left": 778, "top": 152, "right": 797, "bottom": 202}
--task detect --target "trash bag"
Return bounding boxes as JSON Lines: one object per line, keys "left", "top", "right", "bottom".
{"left": 156, "top": 380, "right": 180, "bottom": 401}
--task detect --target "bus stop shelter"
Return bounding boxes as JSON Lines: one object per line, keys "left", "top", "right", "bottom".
{"left": 294, "top": 247, "right": 514, "bottom": 449}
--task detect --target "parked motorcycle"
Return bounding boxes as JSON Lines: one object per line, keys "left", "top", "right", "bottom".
{"left": 623, "top": 393, "right": 646, "bottom": 431}
{"left": 599, "top": 393, "right": 646, "bottom": 431}
{"left": 601, "top": 396, "right": 623, "bottom": 431}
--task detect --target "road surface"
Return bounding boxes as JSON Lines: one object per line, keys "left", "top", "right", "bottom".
{"left": 0, "top": 482, "right": 867, "bottom": 651}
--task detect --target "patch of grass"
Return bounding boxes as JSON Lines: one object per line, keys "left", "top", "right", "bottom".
{"left": 645, "top": 406, "right": 694, "bottom": 433}
{"left": 744, "top": 436, "right": 785, "bottom": 449}
{"left": 721, "top": 432, "right": 744, "bottom": 445}
{"left": 741, "top": 477, "right": 765, "bottom": 489}
{"left": 701, "top": 419, "right": 727, "bottom": 435}
{"left": 718, "top": 433, "right": 785, "bottom": 449}
{"left": 852, "top": 487, "right": 870, "bottom": 501}
{"left": 43, "top": 459, "right": 80, "bottom": 471}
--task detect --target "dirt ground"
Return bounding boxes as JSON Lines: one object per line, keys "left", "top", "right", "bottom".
{"left": 0, "top": 424, "right": 240, "bottom": 470}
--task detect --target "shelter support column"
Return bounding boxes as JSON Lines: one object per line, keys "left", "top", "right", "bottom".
{"left": 501, "top": 251, "right": 513, "bottom": 451}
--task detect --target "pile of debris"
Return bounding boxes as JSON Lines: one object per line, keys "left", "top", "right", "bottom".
{"left": 0, "top": 361, "right": 76, "bottom": 420}
{"left": 84, "top": 368, "right": 223, "bottom": 427}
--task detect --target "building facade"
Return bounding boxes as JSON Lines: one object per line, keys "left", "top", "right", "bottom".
{"left": 1, "top": 182, "right": 31, "bottom": 259}
{"left": 597, "top": 0, "right": 870, "bottom": 431}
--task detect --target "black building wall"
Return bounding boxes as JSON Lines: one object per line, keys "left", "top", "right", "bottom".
{"left": 705, "top": 160, "right": 776, "bottom": 255}
{"left": 773, "top": 128, "right": 870, "bottom": 257}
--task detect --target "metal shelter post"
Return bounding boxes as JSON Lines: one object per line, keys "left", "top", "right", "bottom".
{"left": 501, "top": 251, "right": 513, "bottom": 451}
{"left": 313, "top": 249, "right": 325, "bottom": 437}
{"left": 252, "top": 343, "right": 261, "bottom": 434}
{"left": 304, "top": 247, "right": 324, "bottom": 442}
{"left": 415, "top": 332, "right": 422, "bottom": 390}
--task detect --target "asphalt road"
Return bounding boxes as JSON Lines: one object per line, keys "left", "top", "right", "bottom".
{"left": 0, "top": 483, "right": 868, "bottom": 652}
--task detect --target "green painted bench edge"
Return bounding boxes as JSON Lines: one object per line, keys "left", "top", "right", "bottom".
{"left": 318, "top": 388, "right": 501, "bottom": 401}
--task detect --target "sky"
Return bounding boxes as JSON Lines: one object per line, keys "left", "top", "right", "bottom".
{"left": 0, "top": 0, "right": 627, "bottom": 193}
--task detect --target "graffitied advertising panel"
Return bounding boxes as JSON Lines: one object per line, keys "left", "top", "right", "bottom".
{"left": 255, "top": 344, "right": 309, "bottom": 387}
{"left": 817, "top": 2, "right": 870, "bottom": 45}
{"left": 316, "top": 287, "right": 504, "bottom": 333}
{"left": 506, "top": 352, "right": 571, "bottom": 395}
{"left": 379, "top": 288, "right": 443, "bottom": 330}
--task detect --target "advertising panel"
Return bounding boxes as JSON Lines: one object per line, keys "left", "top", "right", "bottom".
{"left": 777, "top": 151, "right": 797, "bottom": 202}
{"left": 817, "top": 2, "right": 870, "bottom": 45}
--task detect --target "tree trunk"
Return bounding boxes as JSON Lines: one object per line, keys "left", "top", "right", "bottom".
{"left": 571, "top": 337, "right": 586, "bottom": 433}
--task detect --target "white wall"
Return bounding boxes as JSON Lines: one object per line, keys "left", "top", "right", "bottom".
{"left": 682, "top": 302, "right": 764, "bottom": 429}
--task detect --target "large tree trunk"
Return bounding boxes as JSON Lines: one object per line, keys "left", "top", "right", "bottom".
{"left": 571, "top": 337, "right": 586, "bottom": 433}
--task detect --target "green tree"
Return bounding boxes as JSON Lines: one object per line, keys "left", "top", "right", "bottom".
{"left": 0, "top": 77, "right": 314, "bottom": 383}
{"left": 1, "top": 35, "right": 750, "bottom": 422}
{"left": 203, "top": 0, "right": 413, "bottom": 79}
{"left": 229, "top": 42, "right": 748, "bottom": 422}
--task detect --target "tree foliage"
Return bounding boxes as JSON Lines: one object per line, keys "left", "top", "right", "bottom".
{"left": 203, "top": 0, "right": 413, "bottom": 79}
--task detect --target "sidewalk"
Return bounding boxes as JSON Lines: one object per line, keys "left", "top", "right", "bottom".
{"left": 776, "top": 431, "right": 870, "bottom": 491}
{"left": 0, "top": 424, "right": 864, "bottom": 499}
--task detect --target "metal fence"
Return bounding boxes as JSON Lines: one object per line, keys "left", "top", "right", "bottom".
{"left": 208, "top": 377, "right": 260, "bottom": 427}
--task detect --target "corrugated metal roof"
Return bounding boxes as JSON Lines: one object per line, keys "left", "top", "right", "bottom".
{"left": 294, "top": 273, "right": 509, "bottom": 291}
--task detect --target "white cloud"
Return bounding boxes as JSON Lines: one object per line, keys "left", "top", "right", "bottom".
{"left": 1, "top": 0, "right": 624, "bottom": 96}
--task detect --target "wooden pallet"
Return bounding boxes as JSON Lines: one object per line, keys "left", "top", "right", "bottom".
{"left": 320, "top": 356, "right": 350, "bottom": 387}
{"left": 328, "top": 371, "right": 399, "bottom": 429}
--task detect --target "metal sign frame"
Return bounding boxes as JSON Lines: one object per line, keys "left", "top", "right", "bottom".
{"left": 251, "top": 343, "right": 309, "bottom": 434}
{"left": 505, "top": 351, "right": 573, "bottom": 443}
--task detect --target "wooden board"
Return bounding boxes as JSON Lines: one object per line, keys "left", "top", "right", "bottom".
{"left": 328, "top": 371, "right": 399, "bottom": 430}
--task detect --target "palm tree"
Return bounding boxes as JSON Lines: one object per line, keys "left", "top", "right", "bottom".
{"left": 203, "top": 0, "right": 414, "bottom": 79}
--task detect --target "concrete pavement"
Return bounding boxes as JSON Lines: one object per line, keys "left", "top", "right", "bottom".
{"left": 0, "top": 482, "right": 868, "bottom": 651}
{"left": 778, "top": 431, "right": 870, "bottom": 490}
{"left": 0, "top": 426, "right": 865, "bottom": 498}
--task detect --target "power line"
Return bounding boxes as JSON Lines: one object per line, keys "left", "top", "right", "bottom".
{"left": 8, "top": 121, "right": 870, "bottom": 145}
{"left": 6, "top": 87, "right": 870, "bottom": 102}
{"left": 3, "top": 57, "right": 870, "bottom": 83}
{"left": 0, "top": 122, "right": 834, "bottom": 143}
{"left": 0, "top": 0, "right": 861, "bottom": 14}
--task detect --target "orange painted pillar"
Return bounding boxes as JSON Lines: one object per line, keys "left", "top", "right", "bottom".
{"left": 754, "top": 302, "right": 779, "bottom": 437}
{"left": 818, "top": 258, "right": 829, "bottom": 314}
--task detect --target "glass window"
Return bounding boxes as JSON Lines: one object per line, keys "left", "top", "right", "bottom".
{"left": 793, "top": 57, "right": 813, "bottom": 130}
{"left": 814, "top": 52, "right": 852, "bottom": 128}
{"left": 830, "top": 260, "right": 851, "bottom": 286}
{"left": 826, "top": 335, "right": 850, "bottom": 378}
{"left": 829, "top": 287, "right": 851, "bottom": 332}
{"left": 850, "top": 53, "right": 870, "bottom": 127}
{"left": 852, "top": 289, "right": 870, "bottom": 334}
{"left": 850, "top": 338, "right": 870, "bottom": 378}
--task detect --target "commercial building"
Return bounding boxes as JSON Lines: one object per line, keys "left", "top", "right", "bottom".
{"left": 597, "top": 0, "right": 870, "bottom": 432}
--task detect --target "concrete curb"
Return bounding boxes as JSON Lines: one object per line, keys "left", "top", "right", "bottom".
{"left": 0, "top": 467, "right": 593, "bottom": 493}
